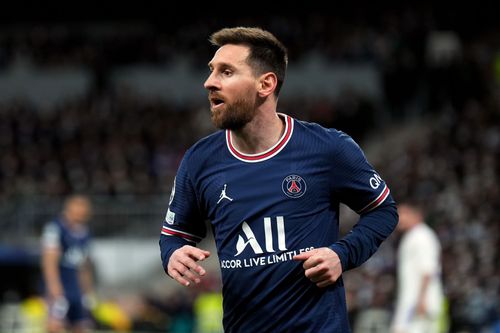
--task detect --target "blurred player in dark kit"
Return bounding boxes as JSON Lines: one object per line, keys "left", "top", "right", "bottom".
{"left": 41, "top": 195, "right": 95, "bottom": 333}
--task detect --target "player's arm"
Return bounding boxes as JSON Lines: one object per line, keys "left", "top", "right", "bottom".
{"left": 413, "top": 232, "right": 439, "bottom": 316}
{"left": 328, "top": 132, "right": 398, "bottom": 272}
{"left": 416, "top": 274, "right": 431, "bottom": 315}
{"left": 41, "top": 224, "right": 64, "bottom": 299}
{"left": 160, "top": 228, "right": 210, "bottom": 287}
{"left": 295, "top": 131, "right": 397, "bottom": 287}
{"left": 330, "top": 202, "right": 397, "bottom": 271}
{"left": 294, "top": 205, "right": 396, "bottom": 287}
{"left": 159, "top": 151, "right": 210, "bottom": 287}
{"left": 41, "top": 246, "right": 63, "bottom": 299}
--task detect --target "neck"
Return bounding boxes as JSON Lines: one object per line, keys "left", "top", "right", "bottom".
{"left": 406, "top": 221, "right": 422, "bottom": 231}
{"left": 230, "top": 110, "right": 284, "bottom": 154}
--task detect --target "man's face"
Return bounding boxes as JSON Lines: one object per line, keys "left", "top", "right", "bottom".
{"left": 64, "top": 197, "right": 92, "bottom": 225}
{"left": 204, "top": 44, "right": 259, "bottom": 130}
{"left": 396, "top": 204, "right": 420, "bottom": 232}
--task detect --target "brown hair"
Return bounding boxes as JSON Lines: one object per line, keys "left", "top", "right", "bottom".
{"left": 210, "top": 27, "right": 288, "bottom": 96}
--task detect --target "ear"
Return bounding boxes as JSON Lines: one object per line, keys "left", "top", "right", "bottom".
{"left": 257, "top": 72, "right": 277, "bottom": 98}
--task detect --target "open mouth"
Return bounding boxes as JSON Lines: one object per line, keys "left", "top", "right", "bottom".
{"left": 210, "top": 96, "right": 225, "bottom": 109}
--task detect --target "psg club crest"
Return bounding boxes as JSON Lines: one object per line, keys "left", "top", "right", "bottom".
{"left": 282, "top": 175, "right": 307, "bottom": 198}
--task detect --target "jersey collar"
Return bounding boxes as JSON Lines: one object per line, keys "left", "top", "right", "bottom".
{"left": 226, "top": 113, "right": 294, "bottom": 163}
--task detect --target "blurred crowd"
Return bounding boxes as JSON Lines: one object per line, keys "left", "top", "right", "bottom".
{"left": 0, "top": 92, "right": 205, "bottom": 199}
{"left": 0, "top": 6, "right": 499, "bottom": 332}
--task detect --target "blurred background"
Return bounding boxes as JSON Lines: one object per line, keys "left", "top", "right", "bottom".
{"left": 0, "top": 2, "right": 498, "bottom": 332}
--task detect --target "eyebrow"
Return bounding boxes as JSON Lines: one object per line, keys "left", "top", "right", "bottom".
{"left": 208, "top": 61, "right": 236, "bottom": 70}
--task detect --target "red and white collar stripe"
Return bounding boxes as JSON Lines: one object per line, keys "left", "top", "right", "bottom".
{"left": 226, "top": 113, "right": 294, "bottom": 163}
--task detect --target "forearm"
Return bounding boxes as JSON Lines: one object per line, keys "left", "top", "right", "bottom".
{"left": 330, "top": 201, "right": 398, "bottom": 271}
{"left": 41, "top": 252, "right": 63, "bottom": 297}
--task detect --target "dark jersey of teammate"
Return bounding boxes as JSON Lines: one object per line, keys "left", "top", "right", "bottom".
{"left": 42, "top": 218, "right": 91, "bottom": 302}
{"left": 160, "top": 114, "right": 397, "bottom": 332}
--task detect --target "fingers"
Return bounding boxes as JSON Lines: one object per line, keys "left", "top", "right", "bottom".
{"left": 168, "top": 269, "right": 192, "bottom": 287}
{"left": 176, "top": 265, "right": 201, "bottom": 286}
{"left": 304, "top": 262, "right": 335, "bottom": 288}
{"left": 292, "top": 249, "right": 316, "bottom": 261}
{"left": 179, "top": 254, "right": 206, "bottom": 276}
{"left": 293, "top": 247, "right": 342, "bottom": 288}
{"left": 168, "top": 245, "right": 210, "bottom": 287}
{"left": 293, "top": 249, "right": 322, "bottom": 270}
{"left": 169, "top": 260, "right": 202, "bottom": 286}
{"left": 182, "top": 245, "right": 211, "bottom": 261}
{"left": 198, "top": 249, "right": 211, "bottom": 260}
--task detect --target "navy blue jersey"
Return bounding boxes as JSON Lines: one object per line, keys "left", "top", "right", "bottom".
{"left": 160, "top": 114, "right": 397, "bottom": 332}
{"left": 42, "top": 218, "right": 91, "bottom": 301}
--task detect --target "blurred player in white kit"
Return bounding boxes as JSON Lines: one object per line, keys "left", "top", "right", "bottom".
{"left": 391, "top": 203, "right": 446, "bottom": 333}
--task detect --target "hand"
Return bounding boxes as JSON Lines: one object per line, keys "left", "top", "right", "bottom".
{"left": 49, "top": 296, "right": 69, "bottom": 320}
{"left": 416, "top": 298, "right": 427, "bottom": 317}
{"left": 167, "top": 245, "right": 210, "bottom": 287}
{"left": 293, "top": 247, "right": 342, "bottom": 288}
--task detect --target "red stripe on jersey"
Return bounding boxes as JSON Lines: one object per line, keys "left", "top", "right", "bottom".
{"left": 358, "top": 185, "right": 390, "bottom": 214}
{"left": 226, "top": 114, "right": 293, "bottom": 162}
{"left": 161, "top": 226, "right": 202, "bottom": 243}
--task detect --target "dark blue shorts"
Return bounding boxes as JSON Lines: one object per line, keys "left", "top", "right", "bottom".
{"left": 66, "top": 297, "right": 88, "bottom": 323}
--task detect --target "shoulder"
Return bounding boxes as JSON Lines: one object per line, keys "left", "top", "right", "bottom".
{"left": 179, "top": 130, "right": 226, "bottom": 178}
{"left": 41, "top": 220, "right": 62, "bottom": 247}
{"left": 407, "top": 224, "right": 439, "bottom": 247}
{"left": 294, "top": 118, "right": 362, "bottom": 156}
{"left": 295, "top": 118, "right": 348, "bottom": 143}
{"left": 184, "top": 130, "right": 225, "bottom": 161}
{"left": 43, "top": 220, "right": 61, "bottom": 234}
{"left": 417, "top": 224, "right": 440, "bottom": 244}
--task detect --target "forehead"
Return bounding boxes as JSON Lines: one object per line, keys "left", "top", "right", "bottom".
{"left": 67, "top": 198, "right": 90, "bottom": 209}
{"left": 208, "top": 44, "right": 250, "bottom": 68}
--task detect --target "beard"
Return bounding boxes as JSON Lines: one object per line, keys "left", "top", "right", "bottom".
{"left": 211, "top": 96, "right": 257, "bottom": 130}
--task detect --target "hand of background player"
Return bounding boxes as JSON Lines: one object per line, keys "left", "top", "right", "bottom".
{"left": 167, "top": 245, "right": 211, "bottom": 287}
{"left": 293, "top": 247, "right": 342, "bottom": 288}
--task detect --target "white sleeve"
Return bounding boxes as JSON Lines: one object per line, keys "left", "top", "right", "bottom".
{"left": 41, "top": 223, "right": 61, "bottom": 249}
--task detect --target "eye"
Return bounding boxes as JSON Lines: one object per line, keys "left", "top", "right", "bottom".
{"left": 222, "top": 69, "right": 233, "bottom": 76}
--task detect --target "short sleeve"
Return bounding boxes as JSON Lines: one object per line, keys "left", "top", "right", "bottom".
{"left": 41, "top": 223, "right": 61, "bottom": 249}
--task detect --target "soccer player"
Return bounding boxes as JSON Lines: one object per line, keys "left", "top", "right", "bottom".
{"left": 159, "top": 27, "right": 398, "bottom": 332}
{"left": 391, "top": 203, "right": 445, "bottom": 333}
{"left": 41, "top": 195, "right": 95, "bottom": 333}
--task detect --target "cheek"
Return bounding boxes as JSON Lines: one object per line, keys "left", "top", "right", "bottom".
{"left": 228, "top": 78, "right": 256, "bottom": 94}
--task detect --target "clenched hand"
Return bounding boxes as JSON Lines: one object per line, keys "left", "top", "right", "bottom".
{"left": 293, "top": 247, "right": 343, "bottom": 288}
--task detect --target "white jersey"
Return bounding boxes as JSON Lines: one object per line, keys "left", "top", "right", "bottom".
{"left": 392, "top": 223, "right": 444, "bottom": 332}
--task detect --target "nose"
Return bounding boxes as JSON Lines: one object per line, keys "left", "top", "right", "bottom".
{"left": 204, "top": 72, "right": 220, "bottom": 91}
